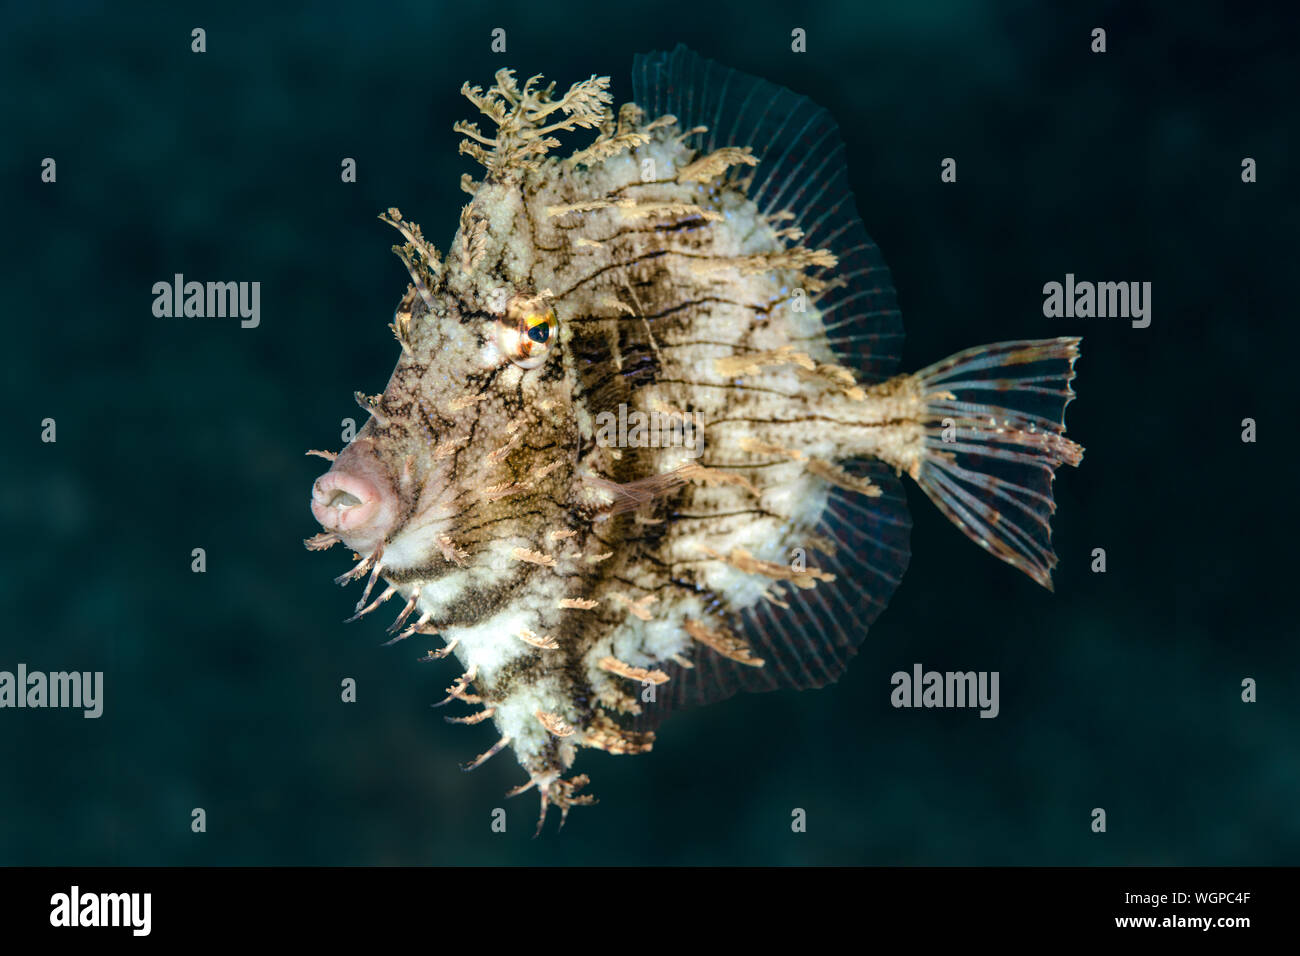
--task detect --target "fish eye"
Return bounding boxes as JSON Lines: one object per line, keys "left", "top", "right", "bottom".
{"left": 498, "top": 297, "right": 558, "bottom": 370}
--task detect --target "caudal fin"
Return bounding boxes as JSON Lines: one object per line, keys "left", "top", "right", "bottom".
{"left": 912, "top": 337, "right": 1083, "bottom": 590}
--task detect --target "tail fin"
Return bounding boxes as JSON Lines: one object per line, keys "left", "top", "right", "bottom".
{"left": 912, "top": 337, "right": 1083, "bottom": 589}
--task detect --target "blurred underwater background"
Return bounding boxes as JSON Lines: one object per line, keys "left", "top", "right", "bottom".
{"left": 0, "top": 0, "right": 1296, "bottom": 864}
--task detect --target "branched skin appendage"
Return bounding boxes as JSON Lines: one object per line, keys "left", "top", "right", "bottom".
{"left": 308, "top": 65, "right": 1081, "bottom": 832}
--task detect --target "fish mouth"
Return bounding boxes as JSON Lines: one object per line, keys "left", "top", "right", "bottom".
{"left": 326, "top": 488, "right": 363, "bottom": 509}
{"left": 310, "top": 460, "right": 398, "bottom": 552}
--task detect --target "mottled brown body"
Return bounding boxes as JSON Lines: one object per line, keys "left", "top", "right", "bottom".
{"left": 307, "top": 50, "right": 1082, "bottom": 830}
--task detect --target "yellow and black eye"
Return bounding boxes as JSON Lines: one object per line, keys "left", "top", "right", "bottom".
{"left": 499, "top": 296, "right": 558, "bottom": 370}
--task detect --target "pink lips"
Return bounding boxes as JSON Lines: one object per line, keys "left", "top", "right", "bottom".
{"left": 310, "top": 446, "right": 398, "bottom": 552}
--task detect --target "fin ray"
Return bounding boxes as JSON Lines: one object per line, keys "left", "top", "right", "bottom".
{"left": 913, "top": 337, "right": 1083, "bottom": 589}
{"left": 635, "top": 461, "right": 912, "bottom": 726}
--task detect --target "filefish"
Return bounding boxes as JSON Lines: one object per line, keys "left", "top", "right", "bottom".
{"left": 305, "top": 46, "right": 1083, "bottom": 831}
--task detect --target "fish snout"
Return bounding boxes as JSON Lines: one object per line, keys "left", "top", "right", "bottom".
{"left": 311, "top": 460, "right": 397, "bottom": 552}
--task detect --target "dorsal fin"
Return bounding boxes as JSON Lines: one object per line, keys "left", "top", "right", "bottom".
{"left": 632, "top": 44, "right": 903, "bottom": 383}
